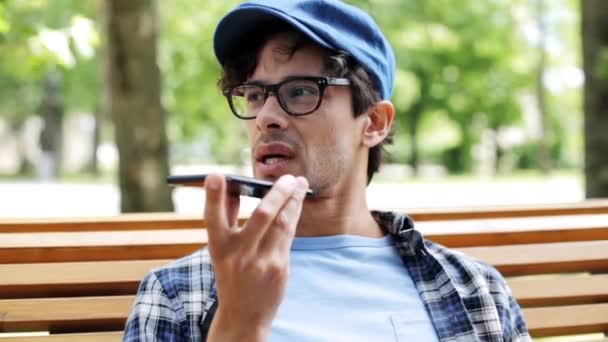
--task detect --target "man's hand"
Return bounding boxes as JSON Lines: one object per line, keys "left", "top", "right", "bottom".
{"left": 204, "top": 173, "right": 309, "bottom": 341}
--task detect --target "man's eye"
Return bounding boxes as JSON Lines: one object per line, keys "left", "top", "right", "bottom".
{"left": 245, "top": 92, "right": 264, "bottom": 102}
{"left": 287, "top": 87, "right": 316, "bottom": 97}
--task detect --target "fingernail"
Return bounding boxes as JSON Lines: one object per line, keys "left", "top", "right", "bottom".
{"left": 279, "top": 174, "right": 296, "bottom": 187}
{"left": 206, "top": 174, "right": 221, "bottom": 191}
{"left": 295, "top": 177, "right": 309, "bottom": 191}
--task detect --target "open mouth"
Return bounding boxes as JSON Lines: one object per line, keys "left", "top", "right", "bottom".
{"left": 255, "top": 142, "right": 296, "bottom": 166}
{"left": 262, "top": 155, "right": 289, "bottom": 165}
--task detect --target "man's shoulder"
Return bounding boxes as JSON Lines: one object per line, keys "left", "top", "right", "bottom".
{"left": 423, "top": 239, "right": 511, "bottom": 296}
{"left": 125, "top": 249, "right": 217, "bottom": 339}
{"left": 422, "top": 240, "right": 530, "bottom": 339}
{"left": 155, "top": 247, "right": 213, "bottom": 273}
{"left": 142, "top": 247, "right": 216, "bottom": 298}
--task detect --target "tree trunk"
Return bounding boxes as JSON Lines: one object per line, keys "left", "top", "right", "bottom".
{"left": 38, "top": 71, "right": 64, "bottom": 179}
{"left": 88, "top": 11, "right": 107, "bottom": 177}
{"left": 86, "top": 105, "right": 100, "bottom": 176}
{"left": 103, "top": 0, "right": 173, "bottom": 212}
{"left": 406, "top": 100, "right": 422, "bottom": 176}
{"left": 535, "top": 0, "right": 552, "bottom": 175}
{"left": 582, "top": 0, "right": 608, "bottom": 198}
{"left": 407, "top": 72, "right": 431, "bottom": 176}
{"left": 14, "top": 120, "right": 34, "bottom": 175}
{"left": 12, "top": 83, "right": 35, "bottom": 175}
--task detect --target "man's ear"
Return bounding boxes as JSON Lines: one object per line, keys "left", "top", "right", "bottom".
{"left": 361, "top": 100, "right": 395, "bottom": 148}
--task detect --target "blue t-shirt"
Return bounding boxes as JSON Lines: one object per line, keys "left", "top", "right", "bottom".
{"left": 268, "top": 234, "right": 439, "bottom": 342}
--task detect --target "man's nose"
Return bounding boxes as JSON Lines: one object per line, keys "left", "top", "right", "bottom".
{"left": 255, "top": 95, "right": 289, "bottom": 131}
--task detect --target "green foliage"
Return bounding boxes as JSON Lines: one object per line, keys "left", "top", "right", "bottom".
{"left": 596, "top": 47, "right": 608, "bottom": 80}
{"left": 0, "top": 0, "right": 97, "bottom": 122}
{"left": 0, "top": 0, "right": 583, "bottom": 174}
{"left": 159, "top": 0, "right": 245, "bottom": 163}
{"left": 354, "top": 0, "right": 533, "bottom": 171}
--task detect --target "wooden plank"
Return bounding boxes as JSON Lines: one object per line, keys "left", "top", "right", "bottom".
{"left": 2, "top": 200, "right": 608, "bottom": 232}
{"left": 0, "top": 331, "right": 123, "bottom": 342}
{"left": 2, "top": 296, "right": 607, "bottom": 338}
{"left": 3, "top": 263, "right": 607, "bottom": 307}
{"left": 0, "top": 213, "right": 205, "bottom": 233}
{"left": 0, "top": 229, "right": 207, "bottom": 247}
{"left": 0, "top": 296, "right": 133, "bottom": 333}
{"left": 459, "top": 240, "right": 608, "bottom": 276}
{"left": 0, "top": 260, "right": 171, "bottom": 299}
{"left": 4, "top": 215, "right": 607, "bottom": 250}
{"left": 419, "top": 214, "right": 608, "bottom": 247}
{"left": 400, "top": 199, "right": 608, "bottom": 221}
{"left": 3, "top": 216, "right": 608, "bottom": 263}
{"left": 507, "top": 274, "right": 608, "bottom": 307}
{"left": 0, "top": 245, "right": 198, "bottom": 264}
{"left": 0, "top": 230, "right": 206, "bottom": 263}
{"left": 0, "top": 213, "right": 242, "bottom": 233}
{"left": 524, "top": 303, "right": 608, "bottom": 337}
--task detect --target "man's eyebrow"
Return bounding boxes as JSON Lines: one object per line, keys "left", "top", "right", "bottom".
{"left": 244, "top": 78, "right": 267, "bottom": 85}
{"left": 246, "top": 75, "right": 324, "bottom": 84}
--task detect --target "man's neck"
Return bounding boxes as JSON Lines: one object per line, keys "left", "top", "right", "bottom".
{"left": 295, "top": 190, "right": 384, "bottom": 238}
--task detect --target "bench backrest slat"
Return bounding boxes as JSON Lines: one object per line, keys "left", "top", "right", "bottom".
{"left": 2, "top": 295, "right": 607, "bottom": 338}
{"left": 0, "top": 260, "right": 170, "bottom": 299}
{"left": 3, "top": 238, "right": 608, "bottom": 268}
{"left": 3, "top": 200, "right": 608, "bottom": 232}
{"left": 0, "top": 296, "right": 132, "bottom": 333}
{"left": 523, "top": 303, "right": 608, "bottom": 337}
{"left": 401, "top": 199, "right": 608, "bottom": 221}
{"left": 509, "top": 274, "right": 608, "bottom": 307}
{"left": 459, "top": 240, "right": 608, "bottom": 276}
{"left": 0, "top": 332, "right": 123, "bottom": 342}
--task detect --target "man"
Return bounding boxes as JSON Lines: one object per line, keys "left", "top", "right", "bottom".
{"left": 124, "top": 1, "right": 530, "bottom": 341}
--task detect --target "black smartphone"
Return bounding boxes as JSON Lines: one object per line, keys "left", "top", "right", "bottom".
{"left": 167, "top": 174, "right": 315, "bottom": 199}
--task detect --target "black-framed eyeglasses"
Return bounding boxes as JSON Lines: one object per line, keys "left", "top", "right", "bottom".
{"left": 223, "top": 76, "right": 352, "bottom": 119}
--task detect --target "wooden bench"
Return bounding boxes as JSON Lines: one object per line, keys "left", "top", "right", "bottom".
{"left": 1, "top": 200, "right": 608, "bottom": 341}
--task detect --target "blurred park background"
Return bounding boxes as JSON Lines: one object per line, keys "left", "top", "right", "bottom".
{"left": 1, "top": 0, "right": 607, "bottom": 217}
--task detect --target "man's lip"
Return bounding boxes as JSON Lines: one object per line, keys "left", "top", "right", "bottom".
{"left": 255, "top": 158, "right": 292, "bottom": 178}
{"left": 254, "top": 142, "right": 296, "bottom": 162}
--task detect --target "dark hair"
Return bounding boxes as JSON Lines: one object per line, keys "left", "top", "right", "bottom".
{"left": 218, "top": 21, "right": 393, "bottom": 184}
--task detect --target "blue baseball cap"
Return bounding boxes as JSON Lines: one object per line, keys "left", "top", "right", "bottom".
{"left": 213, "top": 0, "right": 396, "bottom": 100}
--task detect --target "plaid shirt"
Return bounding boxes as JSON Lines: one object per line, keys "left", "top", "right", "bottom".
{"left": 123, "top": 211, "right": 530, "bottom": 341}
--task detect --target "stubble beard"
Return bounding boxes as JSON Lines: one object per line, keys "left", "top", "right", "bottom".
{"left": 305, "top": 142, "right": 346, "bottom": 195}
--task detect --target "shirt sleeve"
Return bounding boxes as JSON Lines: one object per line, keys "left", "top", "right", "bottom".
{"left": 506, "top": 293, "right": 532, "bottom": 341}
{"left": 484, "top": 264, "right": 532, "bottom": 341}
{"left": 123, "top": 271, "right": 186, "bottom": 342}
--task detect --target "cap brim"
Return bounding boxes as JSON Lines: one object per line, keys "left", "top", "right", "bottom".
{"left": 214, "top": 6, "right": 333, "bottom": 65}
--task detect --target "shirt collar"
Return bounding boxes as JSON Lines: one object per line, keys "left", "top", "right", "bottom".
{"left": 371, "top": 210, "right": 424, "bottom": 257}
